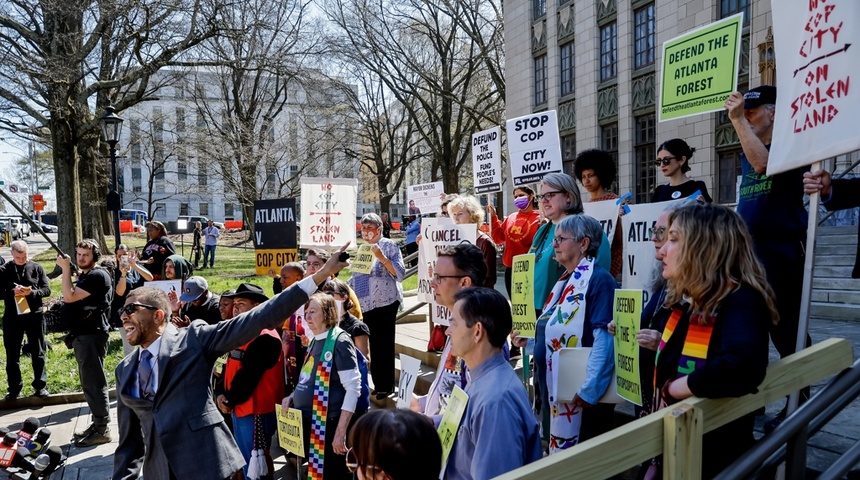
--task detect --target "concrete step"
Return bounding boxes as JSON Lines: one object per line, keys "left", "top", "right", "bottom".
{"left": 812, "top": 277, "right": 860, "bottom": 291}
{"left": 814, "top": 265, "right": 855, "bottom": 278}
{"left": 817, "top": 226, "right": 857, "bottom": 236}
{"left": 394, "top": 321, "right": 442, "bottom": 369}
{"left": 814, "top": 254, "right": 856, "bottom": 266}
{"left": 810, "top": 302, "right": 860, "bottom": 321}
{"left": 816, "top": 232, "right": 859, "bottom": 245}
{"left": 814, "top": 244, "right": 856, "bottom": 256}
{"left": 811, "top": 289, "right": 860, "bottom": 304}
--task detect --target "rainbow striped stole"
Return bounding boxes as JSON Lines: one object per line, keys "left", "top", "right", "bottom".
{"left": 653, "top": 307, "right": 715, "bottom": 404}
{"left": 307, "top": 327, "right": 341, "bottom": 480}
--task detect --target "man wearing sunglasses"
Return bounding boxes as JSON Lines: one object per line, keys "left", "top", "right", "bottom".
{"left": 112, "top": 243, "right": 351, "bottom": 480}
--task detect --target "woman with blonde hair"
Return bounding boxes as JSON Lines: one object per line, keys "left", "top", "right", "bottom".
{"left": 447, "top": 195, "right": 497, "bottom": 287}
{"left": 652, "top": 202, "right": 777, "bottom": 478}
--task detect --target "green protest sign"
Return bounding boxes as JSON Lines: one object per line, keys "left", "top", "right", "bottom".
{"left": 659, "top": 13, "right": 743, "bottom": 121}
{"left": 613, "top": 289, "right": 642, "bottom": 406}
{"left": 511, "top": 254, "right": 536, "bottom": 338}
{"left": 438, "top": 386, "right": 469, "bottom": 471}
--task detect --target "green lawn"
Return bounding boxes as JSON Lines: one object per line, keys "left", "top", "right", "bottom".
{"left": 0, "top": 232, "right": 416, "bottom": 395}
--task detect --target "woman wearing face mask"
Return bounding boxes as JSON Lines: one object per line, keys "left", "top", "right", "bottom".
{"left": 323, "top": 278, "right": 371, "bottom": 361}
{"left": 651, "top": 139, "right": 712, "bottom": 203}
{"left": 348, "top": 213, "right": 405, "bottom": 400}
{"left": 487, "top": 186, "right": 541, "bottom": 298}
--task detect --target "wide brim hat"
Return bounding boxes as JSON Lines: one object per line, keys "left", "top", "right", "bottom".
{"left": 222, "top": 282, "right": 269, "bottom": 303}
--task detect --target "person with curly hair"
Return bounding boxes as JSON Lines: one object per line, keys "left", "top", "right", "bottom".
{"left": 574, "top": 149, "right": 622, "bottom": 278}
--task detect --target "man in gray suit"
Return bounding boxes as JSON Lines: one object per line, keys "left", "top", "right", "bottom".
{"left": 112, "top": 244, "right": 350, "bottom": 480}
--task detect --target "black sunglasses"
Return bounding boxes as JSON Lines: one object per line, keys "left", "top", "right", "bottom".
{"left": 118, "top": 303, "right": 159, "bottom": 317}
{"left": 654, "top": 156, "right": 677, "bottom": 166}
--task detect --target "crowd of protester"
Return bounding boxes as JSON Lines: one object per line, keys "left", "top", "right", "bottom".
{"left": 0, "top": 84, "right": 839, "bottom": 479}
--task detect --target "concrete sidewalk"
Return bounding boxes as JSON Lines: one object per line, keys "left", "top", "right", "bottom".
{"left": 1, "top": 315, "right": 858, "bottom": 479}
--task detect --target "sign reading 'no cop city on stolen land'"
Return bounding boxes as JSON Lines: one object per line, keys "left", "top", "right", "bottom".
{"left": 659, "top": 13, "right": 743, "bottom": 121}
{"left": 506, "top": 111, "right": 562, "bottom": 186}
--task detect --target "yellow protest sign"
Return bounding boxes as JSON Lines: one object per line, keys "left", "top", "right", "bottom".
{"left": 613, "top": 290, "right": 642, "bottom": 406}
{"left": 438, "top": 386, "right": 469, "bottom": 470}
{"left": 276, "top": 404, "right": 305, "bottom": 457}
{"left": 511, "top": 253, "right": 536, "bottom": 338}
{"left": 349, "top": 244, "right": 375, "bottom": 275}
{"left": 255, "top": 248, "right": 298, "bottom": 276}
{"left": 659, "top": 13, "right": 743, "bottom": 121}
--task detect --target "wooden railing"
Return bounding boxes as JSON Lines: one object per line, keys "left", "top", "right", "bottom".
{"left": 494, "top": 338, "right": 854, "bottom": 480}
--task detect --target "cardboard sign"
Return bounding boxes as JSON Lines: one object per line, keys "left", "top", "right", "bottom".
{"left": 613, "top": 289, "right": 643, "bottom": 406}
{"left": 472, "top": 126, "right": 502, "bottom": 194}
{"left": 506, "top": 111, "right": 563, "bottom": 186}
{"left": 510, "top": 253, "right": 536, "bottom": 338}
{"left": 407, "top": 182, "right": 445, "bottom": 214}
{"left": 276, "top": 405, "right": 305, "bottom": 457}
{"left": 254, "top": 197, "right": 298, "bottom": 275}
{"left": 659, "top": 13, "right": 743, "bottom": 121}
{"left": 768, "top": 0, "right": 860, "bottom": 175}
{"left": 420, "top": 221, "right": 477, "bottom": 325}
{"left": 396, "top": 355, "right": 422, "bottom": 409}
{"left": 438, "top": 386, "right": 469, "bottom": 472}
{"left": 300, "top": 177, "right": 358, "bottom": 248}
{"left": 583, "top": 199, "right": 621, "bottom": 247}
{"left": 350, "top": 244, "right": 375, "bottom": 275}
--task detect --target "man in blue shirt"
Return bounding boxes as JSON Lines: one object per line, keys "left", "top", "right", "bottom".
{"left": 444, "top": 287, "right": 542, "bottom": 480}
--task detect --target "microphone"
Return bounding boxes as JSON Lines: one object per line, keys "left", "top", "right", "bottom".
{"left": 16, "top": 418, "right": 40, "bottom": 450}
{"left": 0, "top": 432, "right": 18, "bottom": 467}
{"left": 11, "top": 445, "right": 35, "bottom": 471}
{"left": 39, "top": 445, "right": 65, "bottom": 477}
{"left": 27, "top": 428, "right": 51, "bottom": 457}
{"left": 33, "top": 453, "right": 50, "bottom": 475}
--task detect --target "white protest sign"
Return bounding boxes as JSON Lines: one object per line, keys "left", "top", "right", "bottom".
{"left": 396, "top": 355, "right": 422, "bottom": 409}
{"left": 621, "top": 200, "right": 682, "bottom": 302}
{"left": 300, "top": 177, "right": 358, "bottom": 248}
{"left": 768, "top": 0, "right": 860, "bottom": 175}
{"left": 420, "top": 221, "right": 477, "bottom": 325}
{"left": 506, "top": 111, "right": 563, "bottom": 186}
{"left": 407, "top": 182, "right": 445, "bottom": 214}
{"left": 583, "top": 199, "right": 621, "bottom": 247}
{"left": 472, "top": 126, "right": 502, "bottom": 194}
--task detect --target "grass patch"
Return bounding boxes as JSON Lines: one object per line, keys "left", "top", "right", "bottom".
{"left": 0, "top": 231, "right": 416, "bottom": 394}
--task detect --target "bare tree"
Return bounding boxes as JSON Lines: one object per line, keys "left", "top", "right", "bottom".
{"left": 181, "top": 0, "right": 337, "bottom": 231}
{"left": 0, "top": 0, "right": 225, "bottom": 253}
{"left": 15, "top": 148, "right": 55, "bottom": 192}
{"left": 323, "top": 0, "right": 504, "bottom": 193}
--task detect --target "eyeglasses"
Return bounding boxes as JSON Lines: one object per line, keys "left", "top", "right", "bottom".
{"left": 654, "top": 156, "right": 677, "bottom": 167}
{"left": 432, "top": 273, "right": 466, "bottom": 282}
{"left": 360, "top": 225, "right": 380, "bottom": 231}
{"left": 118, "top": 303, "right": 158, "bottom": 317}
{"left": 648, "top": 226, "right": 667, "bottom": 242}
{"left": 323, "top": 290, "right": 347, "bottom": 298}
{"left": 307, "top": 261, "right": 323, "bottom": 268}
{"left": 346, "top": 447, "right": 380, "bottom": 474}
{"left": 552, "top": 235, "right": 575, "bottom": 246}
{"left": 536, "top": 191, "right": 564, "bottom": 202}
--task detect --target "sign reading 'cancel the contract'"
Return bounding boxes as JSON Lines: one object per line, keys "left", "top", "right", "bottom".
{"left": 506, "top": 111, "right": 563, "bottom": 186}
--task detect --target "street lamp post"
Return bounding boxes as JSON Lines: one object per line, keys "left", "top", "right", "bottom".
{"left": 100, "top": 105, "right": 124, "bottom": 250}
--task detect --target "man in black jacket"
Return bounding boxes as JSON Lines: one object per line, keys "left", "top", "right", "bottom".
{"left": 1, "top": 240, "right": 50, "bottom": 400}
{"left": 177, "top": 276, "right": 221, "bottom": 325}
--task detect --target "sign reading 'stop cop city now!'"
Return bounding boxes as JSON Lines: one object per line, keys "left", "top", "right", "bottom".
{"left": 506, "top": 111, "right": 563, "bottom": 186}
{"left": 659, "top": 13, "right": 743, "bottom": 121}
{"left": 253, "top": 198, "right": 298, "bottom": 276}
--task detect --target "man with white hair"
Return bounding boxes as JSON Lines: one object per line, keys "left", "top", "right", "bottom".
{"left": 0, "top": 240, "right": 50, "bottom": 400}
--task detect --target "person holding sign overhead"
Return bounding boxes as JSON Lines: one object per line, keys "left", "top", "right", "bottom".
{"left": 651, "top": 139, "right": 712, "bottom": 202}
{"left": 575, "top": 149, "right": 623, "bottom": 278}
{"left": 487, "top": 186, "right": 540, "bottom": 297}
{"left": 348, "top": 213, "right": 405, "bottom": 401}
{"left": 512, "top": 215, "right": 617, "bottom": 453}
{"left": 654, "top": 203, "right": 775, "bottom": 477}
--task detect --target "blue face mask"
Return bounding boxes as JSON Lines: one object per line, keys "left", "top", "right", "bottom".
{"left": 514, "top": 196, "right": 531, "bottom": 210}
